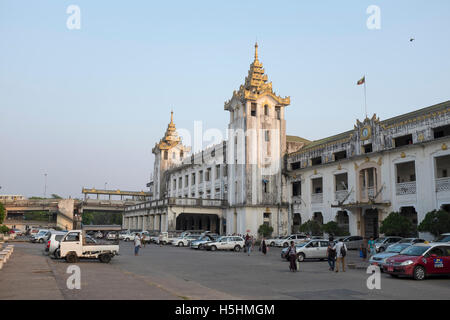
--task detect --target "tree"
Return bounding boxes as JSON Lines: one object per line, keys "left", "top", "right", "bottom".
{"left": 0, "top": 202, "right": 5, "bottom": 224}
{"left": 51, "top": 194, "right": 63, "bottom": 199}
{"left": 299, "top": 220, "right": 322, "bottom": 236}
{"left": 322, "top": 221, "right": 349, "bottom": 237}
{"left": 418, "top": 209, "right": 450, "bottom": 237}
{"left": 380, "top": 212, "right": 415, "bottom": 237}
{"left": 258, "top": 224, "right": 274, "bottom": 238}
{"left": 0, "top": 225, "right": 10, "bottom": 234}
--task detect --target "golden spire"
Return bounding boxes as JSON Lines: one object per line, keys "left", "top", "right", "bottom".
{"left": 254, "top": 42, "right": 259, "bottom": 61}
{"left": 170, "top": 110, "right": 174, "bottom": 124}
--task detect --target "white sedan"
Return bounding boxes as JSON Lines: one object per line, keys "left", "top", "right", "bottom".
{"left": 171, "top": 235, "right": 200, "bottom": 247}
{"left": 205, "top": 236, "right": 245, "bottom": 252}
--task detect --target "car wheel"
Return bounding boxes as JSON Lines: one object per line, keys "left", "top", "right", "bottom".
{"left": 298, "top": 253, "right": 305, "bottom": 262}
{"left": 270, "top": 242, "right": 275, "bottom": 247}
{"left": 178, "top": 242, "right": 184, "bottom": 247}
{"left": 379, "top": 247, "right": 385, "bottom": 253}
{"left": 211, "top": 245, "right": 217, "bottom": 251}
{"left": 283, "top": 242, "right": 289, "bottom": 248}
{"left": 125, "top": 238, "right": 129, "bottom": 242}
{"left": 413, "top": 266, "right": 426, "bottom": 281}
{"left": 234, "top": 245, "right": 241, "bottom": 252}
{"left": 199, "top": 244, "right": 205, "bottom": 250}
{"left": 66, "top": 252, "right": 78, "bottom": 263}
{"left": 99, "top": 254, "right": 111, "bottom": 263}
{"left": 39, "top": 238, "right": 44, "bottom": 243}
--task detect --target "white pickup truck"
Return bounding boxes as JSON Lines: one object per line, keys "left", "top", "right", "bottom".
{"left": 59, "top": 230, "right": 119, "bottom": 263}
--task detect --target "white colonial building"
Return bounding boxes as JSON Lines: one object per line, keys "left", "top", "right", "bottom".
{"left": 123, "top": 44, "right": 450, "bottom": 238}
{"left": 286, "top": 101, "right": 450, "bottom": 239}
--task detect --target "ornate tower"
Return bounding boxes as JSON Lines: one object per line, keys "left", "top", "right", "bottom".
{"left": 152, "top": 112, "right": 190, "bottom": 200}
{"left": 224, "top": 43, "right": 291, "bottom": 235}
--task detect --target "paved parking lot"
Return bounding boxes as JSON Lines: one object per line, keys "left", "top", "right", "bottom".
{"left": 1, "top": 241, "right": 450, "bottom": 300}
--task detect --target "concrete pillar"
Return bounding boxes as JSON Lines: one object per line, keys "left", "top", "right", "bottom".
{"left": 219, "top": 216, "right": 223, "bottom": 235}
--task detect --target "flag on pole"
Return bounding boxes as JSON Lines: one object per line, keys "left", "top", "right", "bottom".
{"left": 357, "top": 76, "right": 365, "bottom": 85}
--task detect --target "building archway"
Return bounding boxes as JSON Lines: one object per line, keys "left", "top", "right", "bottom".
{"left": 400, "top": 206, "right": 418, "bottom": 236}
{"left": 175, "top": 213, "right": 219, "bottom": 233}
{"left": 363, "top": 209, "right": 379, "bottom": 238}
{"left": 336, "top": 211, "right": 349, "bottom": 234}
{"left": 292, "top": 213, "right": 302, "bottom": 233}
{"left": 313, "top": 212, "right": 323, "bottom": 225}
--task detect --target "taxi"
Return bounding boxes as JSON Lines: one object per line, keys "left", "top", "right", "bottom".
{"left": 384, "top": 243, "right": 450, "bottom": 280}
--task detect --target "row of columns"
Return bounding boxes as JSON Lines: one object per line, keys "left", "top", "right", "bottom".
{"left": 124, "top": 214, "right": 165, "bottom": 231}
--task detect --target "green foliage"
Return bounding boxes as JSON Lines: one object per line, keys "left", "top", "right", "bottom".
{"left": 380, "top": 212, "right": 415, "bottom": 237}
{"left": 418, "top": 210, "right": 450, "bottom": 237}
{"left": 299, "top": 220, "right": 322, "bottom": 236}
{"left": 29, "top": 196, "right": 45, "bottom": 200}
{"left": 51, "top": 194, "right": 63, "bottom": 199}
{"left": 0, "top": 203, "right": 5, "bottom": 224}
{"left": 322, "top": 221, "right": 350, "bottom": 237}
{"left": 24, "top": 211, "right": 55, "bottom": 222}
{"left": 0, "top": 225, "right": 10, "bottom": 234}
{"left": 82, "top": 211, "right": 123, "bottom": 225}
{"left": 258, "top": 224, "right": 274, "bottom": 237}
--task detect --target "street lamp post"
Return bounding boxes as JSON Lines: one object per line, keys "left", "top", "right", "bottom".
{"left": 44, "top": 173, "right": 48, "bottom": 198}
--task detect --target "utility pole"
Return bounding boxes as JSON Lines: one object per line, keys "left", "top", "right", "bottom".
{"left": 44, "top": 173, "right": 48, "bottom": 198}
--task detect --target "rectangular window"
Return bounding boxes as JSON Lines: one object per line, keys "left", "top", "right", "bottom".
{"left": 206, "top": 168, "right": 211, "bottom": 182}
{"left": 265, "top": 130, "right": 270, "bottom": 142}
{"left": 312, "top": 157, "right": 322, "bottom": 166}
{"left": 291, "top": 162, "right": 301, "bottom": 170}
{"left": 216, "top": 165, "right": 220, "bottom": 178}
{"left": 394, "top": 134, "right": 413, "bottom": 148}
{"left": 251, "top": 103, "right": 257, "bottom": 117}
{"left": 164, "top": 151, "right": 168, "bottom": 160}
{"left": 333, "top": 151, "right": 347, "bottom": 161}
{"left": 185, "top": 175, "right": 189, "bottom": 187}
{"left": 191, "top": 173, "right": 196, "bottom": 185}
{"left": 223, "top": 166, "right": 228, "bottom": 177}
{"left": 363, "top": 144, "right": 373, "bottom": 154}
{"left": 275, "top": 106, "right": 281, "bottom": 120}
{"left": 199, "top": 171, "right": 203, "bottom": 183}
{"left": 433, "top": 125, "right": 450, "bottom": 139}
{"left": 292, "top": 181, "right": 301, "bottom": 196}
{"left": 264, "top": 105, "right": 269, "bottom": 116}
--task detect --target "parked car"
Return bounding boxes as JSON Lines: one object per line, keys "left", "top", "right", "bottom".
{"left": 281, "top": 239, "right": 330, "bottom": 261}
{"left": 435, "top": 233, "right": 450, "bottom": 243}
{"left": 205, "top": 236, "right": 245, "bottom": 252}
{"left": 369, "top": 243, "right": 412, "bottom": 270}
{"left": 106, "top": 232, "right": 119, "bottom": 240}
{"left": 46, "top": 231, "right": 68, "bottom": 257}
{"left": 94, "top": 231, "right": 104, "bottom": 239}
{"left": 59, "top": 230, "right": 119, "bottom": 263}
{"left": 340, "top": 236, "right": 364, "bottom": 250}
{"left": 12, "top": 229, "right": 24, "bottom": 236}
{"left": 190, "top": 234, "right": 218, "bottom": 249}
{"left": 31, "top": 229, "right": 50, "bottom": 243}
{"left": 375, "top": 236, "right": 403, "bottom": 252}
{"left": 384, "top": 243, "right": 450, "bottom": 280}
{"left": 273, "top": 234, "right": 308, "bottom": 247}
{"left": 122, "top": 232, "right": 137, "bottom": 242}
{"left": 266, "top": 236, "right": 285, "bottom": 247}
{"left": 171, "top": 235, "right": 201, "bottom": 247}
{"left": 396, "top": 238, "right": 426, "bottom": 246}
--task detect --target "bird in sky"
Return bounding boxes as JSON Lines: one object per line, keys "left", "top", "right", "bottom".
{"left": 410, "top": 38, "right": 415, "bottom": 42}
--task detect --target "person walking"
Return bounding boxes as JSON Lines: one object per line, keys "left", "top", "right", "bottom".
{"left": 245, "top": 236, "right": 252, "bottom": 256}
{"left": 327, "top": 241, "right": 336, "bottom": 271}
{"left": 333, "top": 239, "right": 347, "bottom": 272}
{"left": 134, "top": 233, "right": 142, "bottom": 256}
{"left": 261, "top": 237, "right": 267, "bottom": 255}
{"left": 287, "top": 241, "right": 298, "bottom": 272}
{"left": 368, "top": 236, "right": 376, "bottom": 258}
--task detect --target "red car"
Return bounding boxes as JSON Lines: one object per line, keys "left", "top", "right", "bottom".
{"left": 384, "top": 243, "right": 450, "bottom": 280}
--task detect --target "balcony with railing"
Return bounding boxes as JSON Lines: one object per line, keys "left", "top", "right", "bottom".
{"left": 396, "top": 181, "right": 417, "bottom": 195}
{"left": 436, "top": 177, "right": 450, "bottom": 193}
{"left": 335, "top": 190, "right": 349, "bottom": 202}
{"left": 311, "top": 193, "right": 323, "bottom": 204}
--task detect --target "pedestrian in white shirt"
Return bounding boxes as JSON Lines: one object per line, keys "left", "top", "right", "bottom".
{"left": 333, "top": 240, "right": 347, "bottom": 272}
{"left": 134, "top": 234, "right": 142, "bottom": 256}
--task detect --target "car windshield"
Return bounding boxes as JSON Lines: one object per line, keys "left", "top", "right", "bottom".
{"left": 398, "top": 239, "right": 413, "bottom": 243}
{"left": 436, "top": 235, "right": 450, "bottom": 243}
{"left": 400, "top": 246, "right": 430, "bottom": 256}
{"left": 375, "top": 238, "right": 385, "bottom": 243}
{"left": 386, "top": 244, "right": 410, "bottom": 253}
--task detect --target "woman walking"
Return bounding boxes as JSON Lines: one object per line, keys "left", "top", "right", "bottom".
{"left": 368, "top": 236, "right": 376, "bottom": 257}
{"left": 287, "top": 241, "right": 298, "bottom": 272}
{"left": 261, "top": 237, "right": 267, "bottom": 255}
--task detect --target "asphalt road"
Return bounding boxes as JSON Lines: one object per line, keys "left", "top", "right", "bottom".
{"left": 1, "top": 241, "right": 450, "bottom": 300}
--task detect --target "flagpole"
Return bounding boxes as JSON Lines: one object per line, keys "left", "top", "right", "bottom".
{"left": 364, "top": 75, "right": 367, "bottom": 118}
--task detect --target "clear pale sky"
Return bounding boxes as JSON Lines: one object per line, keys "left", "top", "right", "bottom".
{"left": 1, "top": 0, "right": 449, "bottom": 199}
